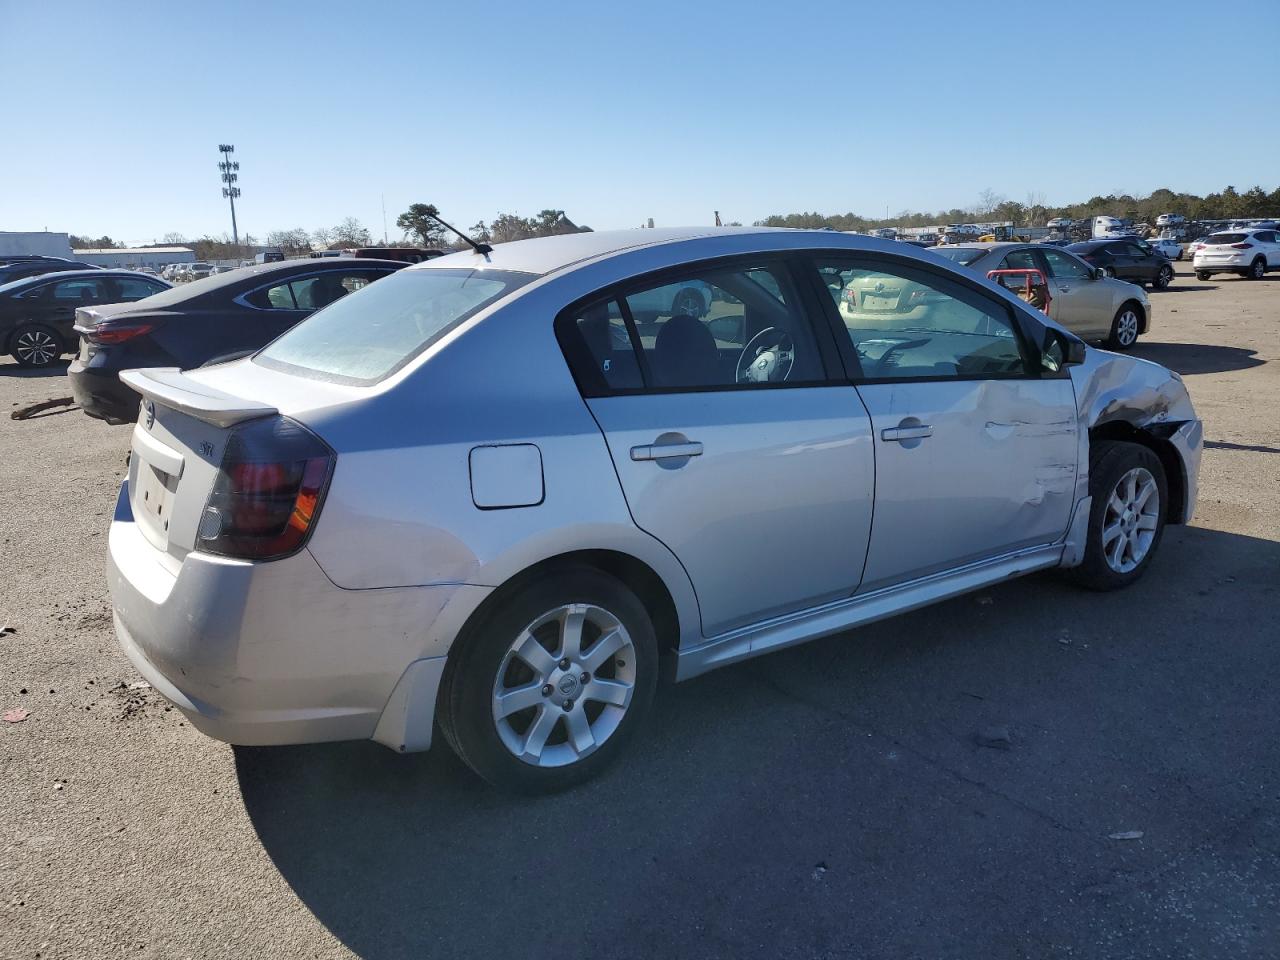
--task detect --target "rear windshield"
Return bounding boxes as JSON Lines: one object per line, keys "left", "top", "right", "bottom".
{"left": 255, "top": 267, "right": 535, "bottom": 385}
{"left": 1204, "top": 233, "right": 1246, "bottom": 244}
{"left": 932, "top": 247, "right": 987, "bottom": 266}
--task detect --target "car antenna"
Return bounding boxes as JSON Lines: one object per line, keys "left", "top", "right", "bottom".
{"left": 428, "top": 213, "right": 492, "bottom": 256}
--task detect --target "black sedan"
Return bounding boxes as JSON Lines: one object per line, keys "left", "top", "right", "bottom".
{"left": 68, "top": 257, "right": 406, "bottom": 423}
{"left": 0, "top": 257, "right": 103, "bottom": 286}
{"left": 1066, "top": 239, "right": 1174, "bottom": 289}
{"left": 1, "top": 270, "right": 171, "bottom": 367}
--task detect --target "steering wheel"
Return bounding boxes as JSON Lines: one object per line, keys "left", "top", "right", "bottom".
{"left": 736, "top": 326, "right": 796, "bottom": 384}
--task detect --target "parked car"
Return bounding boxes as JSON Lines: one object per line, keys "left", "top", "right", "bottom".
{"left": 68, "top": 257, "right": 406, "bottom": 423}
{"left": 933, "top": 243, "right": 1152, "bottom": 349}
{"left": 1155, "top": 213, "right": 1185, "bottom": 228}
{"left": 1066, "top": 239, "right": 1175, "bottom": 289}
{"left": 172, "top": 264, "right": 192, "bottom": 282}
{"left": 187, "top": 262, "right": 215, "bottom": 281}
{"left": 1149, "top": 238, "right": 1184, "bottom": 260}
{"left": 0, "top": 258, "right": 101, "bottom": 286}
{"left": 209, "top": 264, "right": 237, "bottom": 276}
{"left": 0, "top": 270, "right": 170, "bottom": 367}
{"left": 105, "top": 227, "right": 1200, "bottom": 792}
{"left": 1192, "top": 229, "right": 1280, "bottom": 280}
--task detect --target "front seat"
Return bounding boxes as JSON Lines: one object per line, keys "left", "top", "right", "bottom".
{"left": 308, "top": 274, "right": 347, "bottom": 309}
{"left": 653, "top": 314, "right": 719, "bottom": 387}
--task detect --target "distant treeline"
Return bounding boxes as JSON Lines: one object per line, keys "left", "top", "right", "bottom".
{"left": 757, "top": 185, "right": 1280, "bottom": 231}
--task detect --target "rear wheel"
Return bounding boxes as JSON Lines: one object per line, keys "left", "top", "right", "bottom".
{"left": 1196, "top": 271, "right": 1211, "bottom": 281}
{"left": 1249, "top": 257, "right": 1266, "bottom": 280}
{"left": 1070, "top": 441, "right": 1167, "bottom": 591}
{"left": 438, "top": 566, "right": 658, "bottom": 793}
{"left": 10, "top": 324, "right": 63, "bottom": 368}
{"left": 1153, "top": 265, "right": 1173, "bottom": 290}
{"left": 1106, "top": 304, "right": 1141, "bottom": 350}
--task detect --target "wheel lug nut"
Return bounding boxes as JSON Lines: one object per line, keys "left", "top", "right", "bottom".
{"left": 541, "top": 684, "right": 553, "bottom": 696}
{"left": 558, "top": 658, "right": 570, "bottom": 670}
{"left": 580, "top": 672, "right": 590, "bottom": 683}
{"left": 562, "top": 699, "right": 573, "bottom": 711}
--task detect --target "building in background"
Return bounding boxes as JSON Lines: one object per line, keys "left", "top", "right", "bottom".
{"left": 0, "top": 231, "right": 74, "bottom": 258}
{"left": 74, "top": 246, "right": 195, "bottom": 269}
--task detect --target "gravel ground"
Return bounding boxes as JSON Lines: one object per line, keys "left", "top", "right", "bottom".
{"left": 1, "top": 265, "right": 1278, "bottom": 960}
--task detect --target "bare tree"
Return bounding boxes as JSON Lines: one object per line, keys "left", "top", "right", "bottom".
{"left": 331, "top": 217, "right": 372, "bottom": 248}
{"left": 311, "top": 226, "right": 334, "bottom": 249}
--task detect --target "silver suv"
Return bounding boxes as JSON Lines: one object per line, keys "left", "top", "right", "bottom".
{"left": 108, "top": 228, "right": 1201, "bottom": 791}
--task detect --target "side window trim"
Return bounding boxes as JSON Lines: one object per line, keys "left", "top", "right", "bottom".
{"left": 798, "top": 250, "right": 1045, "bottom": 385}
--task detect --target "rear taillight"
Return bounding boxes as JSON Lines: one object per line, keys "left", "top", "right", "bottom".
{"left": 1230, "top": 242, "right": 1253, "bottom": 249}
{"left": 86, "top": 321, "right": 159, "bottom": 345}
{"left": 197, "top": 416, "right": 334, "bottom": 561}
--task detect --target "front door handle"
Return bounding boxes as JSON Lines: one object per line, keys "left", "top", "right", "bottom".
{"left": 631, "top": 441, "right": 703, "bottom": 461}
{"left": 881, "top": 424, "right": 932, "bottom": 442}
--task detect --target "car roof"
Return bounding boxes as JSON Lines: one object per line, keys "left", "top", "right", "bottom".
{"left": 410, "top": 227, "right": 797, "bottom": 277}
{"left": 0, "top": 268, "right": 163, "bottom": 292}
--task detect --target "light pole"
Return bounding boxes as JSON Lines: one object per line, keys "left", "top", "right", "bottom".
{"left": 218, "top": 144, "right": 241, "bottom": 248}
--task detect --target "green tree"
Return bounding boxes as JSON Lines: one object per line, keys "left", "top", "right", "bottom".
{"left": 396, "top": 203, "right": 447, "bottom": 247}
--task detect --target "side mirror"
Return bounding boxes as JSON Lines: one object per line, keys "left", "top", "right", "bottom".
{"left": 1042, "top": 328, "right": 1086, "bottom": 372}
{"left": 1092, "top": 267, "right": 1107, "bottom": 281}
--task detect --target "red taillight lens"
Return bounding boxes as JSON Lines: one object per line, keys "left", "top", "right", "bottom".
{"left": 86, "top": 321, "right": 158, "bottom": 345}
{"left": 198, "top": 417, "right": 334, "bottom": 561}
{"left": 1230, "top": 242, "right": 1253, "bottom": 249}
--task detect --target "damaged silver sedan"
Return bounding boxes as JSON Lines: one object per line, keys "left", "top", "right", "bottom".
{"left": 108, "top": 228, "right": 1201, "bottom": 792}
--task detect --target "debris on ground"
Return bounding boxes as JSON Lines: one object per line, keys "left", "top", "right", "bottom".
{"left": 1057, "top": 631, "right": 1072, "bottom": 645}
{"left": 110, "top": 680, "right": 156, "bottom": 720}
{"left": 811, "top": 861, "right": 829, "bottom": 880}
{"left": 3, "top": 707, "right": 30, "bottom": 723}
{"left": 0, "top": 624, "right": 15, "bottom": 637}
{"left": 1109, "top": 830, "right": 1144, "bottom": 841}
{"left": 976, "top": 725, "right": 1012, "bottom": 749}
{"left": 10, "top": 397, "right": 75, "bottom": 421}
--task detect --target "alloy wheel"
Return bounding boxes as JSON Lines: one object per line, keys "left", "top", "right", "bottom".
{"left": 1114, "top": 310, "right": 1139, "bottom": 347}
{"left": 1252, "top": 259, "right": 1265, "bottom": 279}
{"left": 14, "top": 329, "right": 59, "bottom": 366}
{"left": 491, "top": 603, "right": 636, "bottom": 768}
{"left": 1102, "top": 467, "right": 1160, "bottom": 574}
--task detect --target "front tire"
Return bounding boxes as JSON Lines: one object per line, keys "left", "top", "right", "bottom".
{"left": 1196, "top": 270, "right": 1211, "bottom": 281}
{"left": 1070, "top": 441, "right": 1167, "bottom": 591}
{"left": 438, "top": 566, "right": 658, "bottom": 793}
{"left": 1153, "top": 265, "right": 1173, "bottom": 290}
{"left": 10, "top": 324, "right": 64, "bottom": 367}
{"left": 1106, "top": 304, "right": 1142, "bottom": 350}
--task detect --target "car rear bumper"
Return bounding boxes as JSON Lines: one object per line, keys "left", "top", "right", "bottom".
{"left": 1192, "top": 255, "right": 1249, "bottom": 270}
{"left": 107, "top": 480, "right": 489, "bottom": 749}
{"left": 68, "top": 359, "right": 141, "bottom": 424}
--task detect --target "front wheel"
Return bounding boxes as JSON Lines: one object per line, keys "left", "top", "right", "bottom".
{"left": 1196, "top": 271, "right": 1211, "bottom": 281}
{"left": 10, "top": 324, "right": 64, "bottom": 368}
{"left": 1106, "top": 304, "right": 1141, "bottom": 350}
{"left": 437, "top": 566, "right": 658, "bottom": 792}
{"left": 1153, "top": 265, "right": 1173, "bottom": 290}
{"left": 1069, "top": 440, "right": 1167, "bottom": 591}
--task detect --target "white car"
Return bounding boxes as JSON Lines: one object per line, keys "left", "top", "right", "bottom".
{"left": 1155, "top": 214, "right": 1185, "bottom": 228}
{"left": 1192, "top": 228, "right": 1280, "bottom": 280}
{"left": 1149, "top": 238, "right": 1184, "bottom": 261}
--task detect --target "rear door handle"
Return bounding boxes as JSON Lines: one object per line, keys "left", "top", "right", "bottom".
{"left": 881, "top": 425, "right": 932, "bottom": 442}
{"left": 631, "top": 441, "right": 703, "bottom": 461}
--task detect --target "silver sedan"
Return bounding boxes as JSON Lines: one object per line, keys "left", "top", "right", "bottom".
{"left": 106, "top": 228, "right": 1200, "bottom": 791}
{"left": 934, "top": 242, "right": 1152, "bottom": 349}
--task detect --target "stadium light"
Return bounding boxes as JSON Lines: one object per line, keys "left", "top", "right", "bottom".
{"left": 217, "top": 144, "right": 241, "bottom": 247}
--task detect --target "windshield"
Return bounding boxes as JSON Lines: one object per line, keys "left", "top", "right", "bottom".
{"left": 1205, "top": 233, "right": 1246, "bottom": 244}
{"left": 255, "top": 267, "right": 535, "bottom": 385}
{"left": 932, "top": 247, "right": 987, "bottom": 266}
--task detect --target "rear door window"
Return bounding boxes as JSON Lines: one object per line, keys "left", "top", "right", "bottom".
{"left": 112, "top": 277, "right": 167, "bottom": 300}
{"left": 52, "top": 278, "right": 105, "bottom": 301}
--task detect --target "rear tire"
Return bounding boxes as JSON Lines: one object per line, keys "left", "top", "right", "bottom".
{"left": 1196, "top": 271, "right": 1211, "bottom": 281}
{"left": 438, "top": 566, "right": 658, "bottom": 793}
{"left": 1249, "top": 257, "right": 1266, "bottom": 280}
{"left": 1106, "top": 304, "right": 1142, "bottom": 350}
{"left": 1069, "top": 441, "right": 1167, "bottom": 592}
{"left": 10, "top": 324, "right": 64, "bottom": 368}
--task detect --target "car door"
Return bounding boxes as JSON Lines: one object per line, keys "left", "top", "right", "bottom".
{"left": 1037, "top": 247, "right": 1114, "bottom": 339}
{"left": 808, "top": 254, "right": 1078, "bottom": 592}
{"left": 561, "top": 258, "right": 876, "bottom": 638}
{"left": 1257, "top": 231, "right": 1280, "bottom": 267}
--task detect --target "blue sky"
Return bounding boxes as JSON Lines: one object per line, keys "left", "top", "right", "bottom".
{"left": 2, "top": 0, "right": 1276, "bottom": 244}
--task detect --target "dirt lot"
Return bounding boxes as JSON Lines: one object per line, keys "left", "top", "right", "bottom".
{"left": 2, "top": 266, "right": 1278, "bottom": 960}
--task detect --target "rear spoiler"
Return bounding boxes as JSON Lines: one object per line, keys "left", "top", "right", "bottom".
{"left": 119, "top": 367, "right": 277, "bottom": 428}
